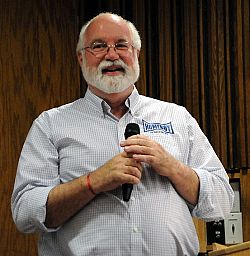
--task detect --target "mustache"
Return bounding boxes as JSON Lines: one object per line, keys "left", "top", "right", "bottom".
{"left": 97, "top": 59, "right": 128, "bottom": 72}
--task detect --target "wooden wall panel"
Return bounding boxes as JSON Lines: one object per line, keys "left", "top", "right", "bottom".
{"left": 0, "top": 0, "right": 79, "bottom": 255}
{"left": 131, "top": 0, "right": 147, "bottom": 96}
{"left": 233, "top": 0, "right": 247, "bottom": 167}
{"left": 243, "top": 2, "right": 250, "bottom": 160}
{"left": 240, "top": 169, "right": 250, "bottom": 243}
{"left": 206, "top": 0, "right": 229, "bottom": 164}
{"left": 157, "top": 0, "right": 173, "bottom": 102}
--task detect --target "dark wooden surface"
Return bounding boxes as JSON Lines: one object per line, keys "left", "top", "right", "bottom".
{"left": 0, "top": 1, "right": 80, "bottom": 255}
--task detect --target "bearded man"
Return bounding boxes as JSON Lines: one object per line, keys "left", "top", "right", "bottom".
{"left": 11, "top": 12, "right": 234, "bottom": 256}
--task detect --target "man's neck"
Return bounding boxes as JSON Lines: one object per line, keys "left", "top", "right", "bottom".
{"left": 109, "top": 103, "right": 128, "bottom": 119}
{"left": 88, "top": 85, "right": 133, "bottom": 118}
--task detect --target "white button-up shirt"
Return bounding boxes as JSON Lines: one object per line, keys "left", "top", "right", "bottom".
{"left": 11, "top": 87, "right": 234, "bottom": 256}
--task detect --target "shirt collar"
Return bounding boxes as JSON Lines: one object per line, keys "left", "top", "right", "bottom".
{"left": 124, "top": 86, "right": 140, "bottom": 116}
{"left": 84, "top": 87, "right": 104, "bottom": 113}
{"left": 84, "top": 86, "right": 140, "bottom": 117}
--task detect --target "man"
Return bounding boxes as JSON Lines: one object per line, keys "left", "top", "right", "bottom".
{"left": 12, "top": 12, "right": 234, "bottom": 255}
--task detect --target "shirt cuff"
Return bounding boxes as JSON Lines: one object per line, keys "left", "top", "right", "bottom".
{"left": 191, "top": 168, "right": 227, "bottom": 221}
{"left": 27, "top": 186, "right": 60, "bottom": 233}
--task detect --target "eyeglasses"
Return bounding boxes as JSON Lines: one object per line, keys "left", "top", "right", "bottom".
{"left": 83, "top": 41, "right": 134, "bottom": 58}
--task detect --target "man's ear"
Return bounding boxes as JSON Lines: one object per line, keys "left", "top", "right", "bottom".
{"left": 137, "top": 50, "right": 140, "bottom": 58}
{"left": 77, "top": 51, "right": 83, "bottom": 65}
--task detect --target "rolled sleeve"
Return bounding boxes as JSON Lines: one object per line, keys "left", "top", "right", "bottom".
{"left": 192, "top": 167, "right": 234, "bottom": 221}
{"left": 12, "top": 186, "right": 60, "bottom": 233}
{"left": 185, "top": 111, "right": 234, "bottom": 220}
{"left": 11, "top": 112, "right": 61, "bottom": 233}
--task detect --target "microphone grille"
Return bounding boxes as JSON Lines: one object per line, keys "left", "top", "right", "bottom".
{"left": 125, "top": 123, "right": 140, "bottom": 139}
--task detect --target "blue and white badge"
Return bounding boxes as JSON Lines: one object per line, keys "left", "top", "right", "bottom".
{"left": 142, "top": 119, "right": 174, "bottom": 134}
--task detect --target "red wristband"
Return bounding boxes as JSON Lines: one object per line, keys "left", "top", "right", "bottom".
{"left": 86, "top": 173, "right": 96, "bottom": 195}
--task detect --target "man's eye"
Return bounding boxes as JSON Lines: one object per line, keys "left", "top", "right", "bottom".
{"left": 92, "top": 43, "right": 107, "bottom": 50}
{"left": 116, "top": 43, "right": 128, "bottom": 49}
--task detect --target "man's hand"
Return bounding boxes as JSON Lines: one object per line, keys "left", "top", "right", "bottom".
{"left": 120, "top": 134, "right": 178, "bottom": 177}
{"left": 120, "top": 134, "right": 200, "bottom": 205}
{"left": 90, "top": 151, "right": 143, "bottom": 194}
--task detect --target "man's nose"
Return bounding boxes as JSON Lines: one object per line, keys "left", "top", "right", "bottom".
{"left": 104, "top": 46, "right": 119, "bottom": 60}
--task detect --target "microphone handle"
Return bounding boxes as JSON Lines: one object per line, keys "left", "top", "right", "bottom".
{"left": 122, "top": 183, "right": 133, "bottom": 202}
{"left": 123, "top": 123, "right": 140, "bottom": 201}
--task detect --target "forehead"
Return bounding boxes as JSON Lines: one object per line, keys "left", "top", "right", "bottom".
{"left": 85, "top": 15, "right": 131, "bottom": 44}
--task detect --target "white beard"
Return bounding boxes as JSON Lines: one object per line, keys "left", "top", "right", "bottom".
{"left": 81, "top": 56, "right": 140, "bottom": 94}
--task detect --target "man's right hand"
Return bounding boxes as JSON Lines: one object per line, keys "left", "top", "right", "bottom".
{"left": 45, "top": 152, "right": 143, "bottom": 228}
{"left": 89, "top": 151, "right": 143, "bottom": 194}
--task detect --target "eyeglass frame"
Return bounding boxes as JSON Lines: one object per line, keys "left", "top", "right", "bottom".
{"left": 81, "top": 40, "right": 135, "bottom": 58}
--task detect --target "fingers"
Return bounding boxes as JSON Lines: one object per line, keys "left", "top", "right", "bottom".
{"left": 120, "top": 134, "right": 151, "bottom": 147}
{"left": 124, "top": 165, "right": 142, "bottom": 180}
{"left": 94, "top": 152, "right": 143, "bottom": 193}
{"left": 124, "top": 145, "right": 154, "bottom": 155}
{"left": 121, "top": 135, "right": 155, "bottom": 157}
{"left": 119, "top": 153, "right": 143, "bottom": 185}
{"left": 120, "top": 155, "right": 143, "bottom": 182}
{"left": 124, "top": 155, "right": 143, "bottom": 170}
{"left": 120, "top": 135, "right": 169, "bottom": 172}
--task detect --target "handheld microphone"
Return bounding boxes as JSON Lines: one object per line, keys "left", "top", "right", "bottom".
{"left": 122, "top": 123, "right": 140, "bottom": 201}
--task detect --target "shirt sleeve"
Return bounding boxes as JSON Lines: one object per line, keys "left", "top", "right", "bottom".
{"left": 11, "top": 111, "right": 60, "bottom": 233}
{"left": 184, "top": 110, "right": 234, "bottom": 221}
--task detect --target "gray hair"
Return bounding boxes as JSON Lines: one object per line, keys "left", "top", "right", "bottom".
{"left": 76, "top": 12, "right": 141, "bottom": 53}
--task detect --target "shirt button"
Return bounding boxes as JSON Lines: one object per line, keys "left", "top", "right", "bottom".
{"left": 133, "top": 227, "right": 139, "bottom": 233}
{"left": 130, "top": 196, "right": 135, "bottom": 201}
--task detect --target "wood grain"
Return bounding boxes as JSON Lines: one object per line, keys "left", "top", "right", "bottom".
{"left": 0, "top": 0, "right": 79, "bottom": 255}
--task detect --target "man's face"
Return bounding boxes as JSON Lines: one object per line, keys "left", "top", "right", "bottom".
{"left": 78, "top": 15, "right": 140, "bottom": 94}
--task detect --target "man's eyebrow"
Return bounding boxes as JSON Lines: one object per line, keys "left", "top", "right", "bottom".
{"left": 116, "top": 38, "right": 129, "bottom": 43}
{"left": 89, "top": 38, "right": 105, "bottom": 45}
{"left": 88, "top": 38, "right": 129, "bottom": 45}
